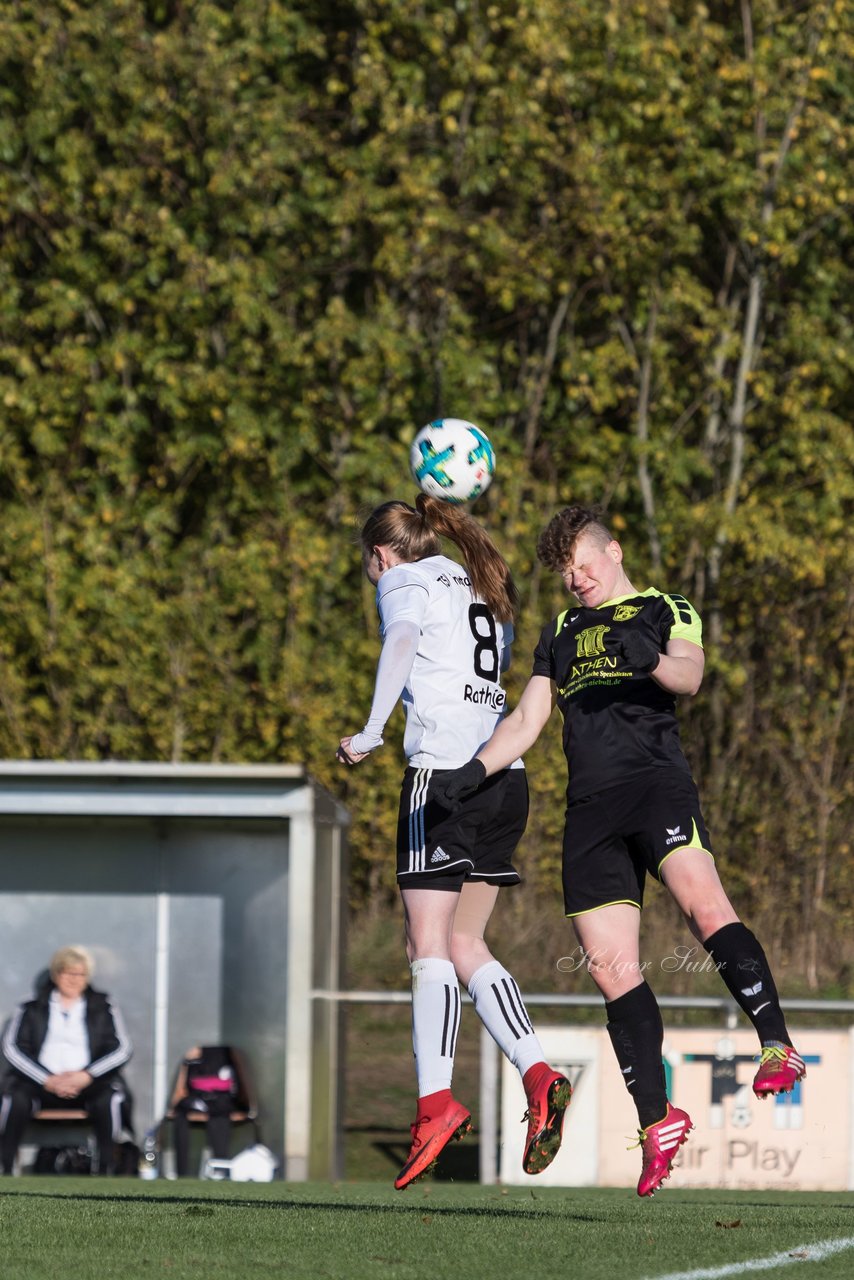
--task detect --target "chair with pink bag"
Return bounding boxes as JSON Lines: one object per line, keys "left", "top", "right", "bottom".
{"left": 164, "top": 1045, "right": 259, "bottom": 1177}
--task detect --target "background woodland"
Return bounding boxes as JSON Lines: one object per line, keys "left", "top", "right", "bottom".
{"left": 0, "top": 0, "right": 851, "bottom": 990}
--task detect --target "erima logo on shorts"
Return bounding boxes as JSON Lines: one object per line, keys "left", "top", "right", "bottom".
{"left": 431, "top": 847, "right": 450, "bottom": 864}
{"left": 665, "top": 825, "right": 687, "bottom": 846}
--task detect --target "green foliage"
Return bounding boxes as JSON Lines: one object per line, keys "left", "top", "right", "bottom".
{"left": 0, "top": 1, "right": 851, "bottom": 978}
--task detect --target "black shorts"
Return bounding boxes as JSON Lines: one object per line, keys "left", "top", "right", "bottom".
{"left": 396, "top": 766, "right": 528, "bottom": 891}
{"left": 562, "top": 768, "right": 714, "bottom": 917}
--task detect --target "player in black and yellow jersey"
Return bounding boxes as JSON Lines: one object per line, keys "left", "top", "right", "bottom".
{"left": 435, "top": 505, "right": 805, "bottom": 1197}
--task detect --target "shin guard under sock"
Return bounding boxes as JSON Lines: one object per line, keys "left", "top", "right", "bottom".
{"left": 467, "top": 960, "right": 546, "bottom": 1078}
{"left": 410, "top": 958, "right": 461, "bottom": 1096}
{"left": 703, "top": 923, "right": 790, "bottom": 1045}
{"left": 605, "top": 983, "right": 668, "bottom": 1130}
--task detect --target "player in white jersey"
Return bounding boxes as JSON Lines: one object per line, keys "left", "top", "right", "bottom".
{"left": 375, "top": 551, "right": 514, "bottom": 770}
{"left": 338, "top": 494, "right": 571, "bottom": 1190}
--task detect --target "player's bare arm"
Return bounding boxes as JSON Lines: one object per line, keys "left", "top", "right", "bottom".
{"left": 477, "top": 674, "right": 556, "bottom": 776}
{"left": 652, "top": 638, "right": 704, "bottom": 697}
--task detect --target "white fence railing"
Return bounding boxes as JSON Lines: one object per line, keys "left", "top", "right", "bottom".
{"left": 312, "top": 991, "right": 854, "bottom": 1186}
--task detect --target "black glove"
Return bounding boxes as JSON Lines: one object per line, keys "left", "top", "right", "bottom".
{"left": 432, "top": 759, "right": 487, "bottom": 813}
{"left": 618, "top": 631, "right": 661, "bottom": 674}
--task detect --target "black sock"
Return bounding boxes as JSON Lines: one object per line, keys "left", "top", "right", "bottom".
{"left": 605, "top": 983, "right": 668, "bottom": 1130}
{"left": 703, "top": 922, "right": 790, "bottom": 1045}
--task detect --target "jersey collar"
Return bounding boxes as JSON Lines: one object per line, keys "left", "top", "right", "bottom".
{"left": 596, "top": 587, "right": 656, "bottom": 609}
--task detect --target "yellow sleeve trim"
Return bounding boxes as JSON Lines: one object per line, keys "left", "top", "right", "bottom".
{"left": 663, "top": 592, "right": 703, "bottom": 646}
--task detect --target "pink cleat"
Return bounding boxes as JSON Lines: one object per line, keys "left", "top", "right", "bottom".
{"left": 753, "top": 1043, "right": 806, "bottom": 1098}
{"left": 634, "top": 1103, "right": 693, "bottom": 1197}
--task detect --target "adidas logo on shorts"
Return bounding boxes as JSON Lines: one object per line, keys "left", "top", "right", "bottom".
{"left": 431, "top": 847, "right": 451, "bottom": 864}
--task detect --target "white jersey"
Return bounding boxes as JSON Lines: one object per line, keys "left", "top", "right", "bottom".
{"left": 376, "top": 554, "right": 521, "bottom": 769}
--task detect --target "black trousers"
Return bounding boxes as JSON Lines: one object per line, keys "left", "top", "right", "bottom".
{"left": 0, "top": 1076, "right": 122, "bottom": 1174}
{"left": 172, "top": 1103, "right": 231, "bottom": 1177}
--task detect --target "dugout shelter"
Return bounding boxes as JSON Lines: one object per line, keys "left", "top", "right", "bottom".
{"left": 0, "top": 760, "right": 348, "bottom": 1180}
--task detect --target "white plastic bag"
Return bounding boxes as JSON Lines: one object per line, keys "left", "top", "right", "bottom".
{"left": 201, "top": 1144, "right": 278, "bottom": 1182}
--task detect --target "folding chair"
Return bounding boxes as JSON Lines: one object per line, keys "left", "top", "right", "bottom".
{"left": 159, "top": 1046, "right": 259, "bottom": 1176}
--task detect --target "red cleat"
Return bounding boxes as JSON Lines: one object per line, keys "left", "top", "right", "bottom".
{"left": 753, "top": 1043, "right": 806, "bottom": 1098}
{"left": 522, "top": 1070, "right": 573, "bottom": 1175}
{"left": 393, "top": 1097, "right": 471, "bottom": 1190}
{"left": 633, "top": 1103, "right": 692, "bottom": 1197}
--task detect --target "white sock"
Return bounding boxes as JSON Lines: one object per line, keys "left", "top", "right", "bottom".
{"left": 467, "top": 960, "right": 546, "bottom": 1078}
{"left": 410, "top": 958, "right": 461, "bottom": 1097}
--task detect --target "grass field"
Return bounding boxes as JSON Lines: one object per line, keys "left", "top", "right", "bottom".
{"left": 1, "top": 1179, "right": 853, "bottom": 1280}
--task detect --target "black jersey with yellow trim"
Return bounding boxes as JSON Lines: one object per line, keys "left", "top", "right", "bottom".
{"left": 531, "top": 588, "right": 703, "bottom": 802}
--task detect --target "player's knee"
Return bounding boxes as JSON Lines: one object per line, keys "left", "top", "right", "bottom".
{"left": 689, "top": 902, "right": 740, "bottom": 940}
{"left": 583, "top": 949, "right": 639, "bottom": 998}
{"left": 450, "top": 931, "right": 491, "bottom": 973}
{"left": 583, "top": 951, "right": 612, "bottom": 985}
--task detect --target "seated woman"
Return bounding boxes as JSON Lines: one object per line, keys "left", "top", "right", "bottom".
{"left": 1, "top": 945, "right": 132, "bottom": 1175}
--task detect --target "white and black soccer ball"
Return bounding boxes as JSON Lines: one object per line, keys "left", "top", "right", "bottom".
{"left": 409, "top": 418, "right": 495, "bottom": 504}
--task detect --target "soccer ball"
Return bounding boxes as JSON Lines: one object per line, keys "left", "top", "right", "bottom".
{"left": 409, "top": 418, "right": 495, "bottom": 504}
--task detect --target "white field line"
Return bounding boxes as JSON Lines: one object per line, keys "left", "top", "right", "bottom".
{"left": 644, "top": 1234, "right": 854, "bottom": 1280}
